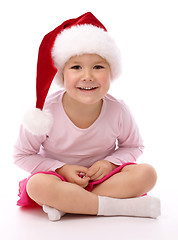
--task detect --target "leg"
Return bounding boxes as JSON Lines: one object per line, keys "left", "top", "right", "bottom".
{"left": 91, "top": 163, "right": 157, "bottom": 198}
{"left": 26, "top": 173, "right": 98, "bottom": 215}
{"left": 92, "top": 163, "right": 160, "bottom": 219}
{"left": 26, "top": 166, "right": 160, "bottom": 220}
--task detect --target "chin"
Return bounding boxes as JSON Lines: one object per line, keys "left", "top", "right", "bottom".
{"left": 79, "top": 98, "right": 102, "bottom": 106}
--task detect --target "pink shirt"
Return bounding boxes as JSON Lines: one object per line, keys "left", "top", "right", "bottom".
{"left": 14, "top": 90, "right": 144, "bottom": 174}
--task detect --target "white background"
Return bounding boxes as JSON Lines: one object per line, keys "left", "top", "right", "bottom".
{"left": 0, "top": 0, "right": 178, "bottom": 239}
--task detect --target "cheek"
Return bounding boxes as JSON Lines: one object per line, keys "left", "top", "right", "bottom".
{"left": 104, "top": 82, "right": 110, "bottom": 93}
{"left": 100, "top": 73, "right": 111, "bottom": 87}
{"left": 63, "top": 72, "right": 73, "bottom": 87}
{"left": 102, "top": 77, "right": 111, "bottom": 93}
{"left": 63, "top": 76, "right": 78, "bottom": 92}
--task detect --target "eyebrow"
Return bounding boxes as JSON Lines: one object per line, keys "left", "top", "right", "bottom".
{"left": 70, "top": 61, "right": 81, "bottom": 65}
{"left": 70, "top": 61, "right": 107, "bottom": 65}
{"left": 94, "top": 61, "right": 107, "bottom": 65}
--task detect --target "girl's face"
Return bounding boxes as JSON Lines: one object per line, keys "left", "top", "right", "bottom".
{"left": 63, "top": 54, "right": 111, "bottom": 106}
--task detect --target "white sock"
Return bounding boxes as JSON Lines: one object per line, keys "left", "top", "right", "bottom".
{"left": 97, "top": 195, "right": 161, "bottom": 219}
{"left": 42, "top": 205, "right": 66, "bottom": 221}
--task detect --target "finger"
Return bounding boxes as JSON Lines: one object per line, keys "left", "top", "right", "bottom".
{"left": 74, "top": 175, "right": 90, "bottom": 187}
{"left": 86, "top": 166, "right": 99, "bottom": 178}
{"left": 92, "top": 173, "right": 105, "bottom": 181}
{"left": 81, "top": 177, "right": 90, "bottom": 188}
{"left": 89, "top": 168, "right": 104, "bottom": 181}
{"left": 76, "top": 166, "right": 89, "bottom": 175}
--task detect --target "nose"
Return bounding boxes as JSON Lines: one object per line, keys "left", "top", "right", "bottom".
{"left": 82, "top": 68, "right": 93, "bottom": 82}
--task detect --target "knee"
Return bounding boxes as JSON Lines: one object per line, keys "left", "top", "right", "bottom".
{"left": 139, "top": 164, "right": 157, "bottom": 189}
{"left": 26, "top": 174, "right": 51, "bottom": 203}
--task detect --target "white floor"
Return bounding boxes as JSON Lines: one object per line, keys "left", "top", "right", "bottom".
{"left": 1, "top": 175, "right": 178, "bottom": 240}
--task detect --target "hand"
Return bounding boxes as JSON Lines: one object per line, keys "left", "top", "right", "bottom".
{"left": 86, "top": 160, "right": 117, "bottom": 181}
{"left": 56, "top": 165, "right": 90, "bottom": 188}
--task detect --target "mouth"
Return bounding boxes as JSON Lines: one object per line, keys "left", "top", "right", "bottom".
{"left": 77, "top": 87, "right": 98, "bottom": 91}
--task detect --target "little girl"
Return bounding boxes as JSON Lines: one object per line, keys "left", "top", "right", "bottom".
{"left": 14, "top": 12, "right": 160, "bottom": 221}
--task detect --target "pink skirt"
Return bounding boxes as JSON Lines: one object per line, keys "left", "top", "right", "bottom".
{"left": 17, "top": 162, "right": 136, "bottom": 207}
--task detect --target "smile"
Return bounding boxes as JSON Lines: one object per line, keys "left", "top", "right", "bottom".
{"left": 78, "top": 87, "right": 98, "bottom": 91}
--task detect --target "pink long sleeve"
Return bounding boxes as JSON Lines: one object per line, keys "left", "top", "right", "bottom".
{"left": 104, "top": 100, "right": 144, "bottom": 165}
{"left": 14, "top": 90, "right": 144, "bottom": 174}
{"left": 14, "top": 126, "right": 65, "bottom": 174}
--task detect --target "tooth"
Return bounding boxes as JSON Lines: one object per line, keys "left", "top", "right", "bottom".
{"left": 79, "top": 87, "right": 96, "bottom": 90}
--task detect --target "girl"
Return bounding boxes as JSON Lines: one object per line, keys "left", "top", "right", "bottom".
{"left": 14, "top": 12, "right": 160, "bottom": 221}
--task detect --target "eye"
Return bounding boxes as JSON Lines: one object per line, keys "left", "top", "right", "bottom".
{"left": 93, "top": 65, "right": 104, "bottom": 69}
{"left": 71, "top": 65, "right": 81, "bottom": 70}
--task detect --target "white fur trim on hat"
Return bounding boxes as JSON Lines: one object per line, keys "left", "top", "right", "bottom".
{"left": 23, "top": 108, "right": 53, "bottom": 136}
{"left": 51, "top": 24, "right": 121, "bottom": 86}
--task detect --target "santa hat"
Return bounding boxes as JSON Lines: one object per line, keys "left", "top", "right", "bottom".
{"left": 23, "top": 12, "right": 121, "bottom": 135}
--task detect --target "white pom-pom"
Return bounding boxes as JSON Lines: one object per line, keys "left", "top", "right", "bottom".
{"left": 23, "top": 108, "right": 53, "bottom": 136}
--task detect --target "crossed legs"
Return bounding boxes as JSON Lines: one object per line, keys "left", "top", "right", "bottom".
{"left": 26, "top": 163, "right": 158, "bottom": 216}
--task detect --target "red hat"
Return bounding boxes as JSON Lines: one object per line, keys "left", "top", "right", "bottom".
{"left": 23, "top": 12, "right": 121, "bottom": 135}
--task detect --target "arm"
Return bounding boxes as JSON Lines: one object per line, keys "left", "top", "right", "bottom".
{"left": 104, "top": 101, "right": 144, "bottom": 165}
{"left": 87, "top": 102, "right": 144, "bottom": 181}
{"left": 13, "top": 125, "right": 65, "bottom": 174}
